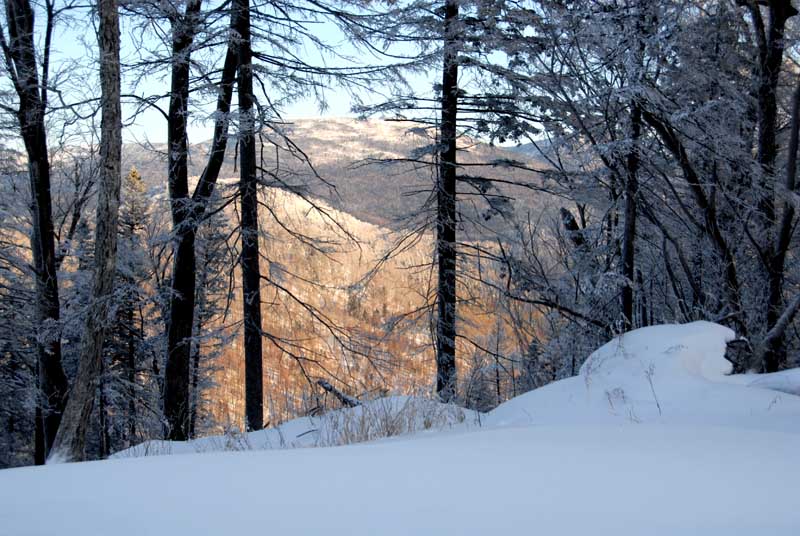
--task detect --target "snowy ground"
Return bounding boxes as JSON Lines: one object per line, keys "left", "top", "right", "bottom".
{"left": 1, "top": 321, "right": 798, "bottom": 535}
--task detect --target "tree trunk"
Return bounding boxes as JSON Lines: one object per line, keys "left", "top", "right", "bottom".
{"left": 48, "top": 0, "right": 122, "bottom": 462}
{"left": 753, "top": 1, "right": 795, "bottom": 217}
{"left": 163, "top": 0, "right": 202, "bottom": 441}
{"left": 435, "top": 0, "right": 459, "bottom": 403}
{"left": 163, "top": 1, "right": 239, "bottom": 439}
{"left": 764, "top": 76, "right": 800, "bottom": 372}
{"left": 749, "top": 1, "right": 797, "bottom": 371}
{"left": 164, "top": 229, "right": 196, "bottom": 440}
{"left": 621, "top": 104, "right": 641, "bottom": 329}
{"left": 3, "top": 0, "right": 69, "bottom": 464}
{"left": 236, "top": 0, "right": 264, "bottom": 431}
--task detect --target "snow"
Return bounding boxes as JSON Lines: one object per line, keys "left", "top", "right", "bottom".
{"left": 112, "top": 396, "right": 468, "bottom": 458}
{"left": 746, "top": 368, "right": 800, "bottom": 396}
{"left": 487, "top": 321, "right": 800, "bottom": 433}
{"left": 1, "top": 321, "right": 798, "bottom": 535}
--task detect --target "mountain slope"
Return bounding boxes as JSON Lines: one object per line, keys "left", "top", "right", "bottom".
{"left": 123, "top": 117, "right": 548, "bottom": 229}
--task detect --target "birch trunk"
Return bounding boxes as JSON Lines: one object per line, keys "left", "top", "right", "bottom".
{"left": 48, "top": 0, "right": 122, "bottom": 462}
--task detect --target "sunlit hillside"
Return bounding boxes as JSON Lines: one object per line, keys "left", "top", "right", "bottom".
{"left": 198, "top": 184, "right": 542, "bottom": 430}
{"left": 122, "top": 118, "right": 550, "bottom": 431}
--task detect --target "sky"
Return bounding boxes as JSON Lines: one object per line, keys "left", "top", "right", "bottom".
{"left": 29, "top": 2, "right": 515, "bottom": 150}
{"left": 39, "top": 6, "right": 438, "bottom": 145}
{"left": 115, "top": 18, "right": 382, "bottom": 144}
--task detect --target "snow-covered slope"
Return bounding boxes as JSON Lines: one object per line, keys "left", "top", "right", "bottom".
{"left": 487, "top": 321, "right": 800, "bottom": 432}
{"left": 2, "top": 425, "right": 797, "bottom": 536}
{"left": 1, "top": 322, "right": 798, "bottom": 535}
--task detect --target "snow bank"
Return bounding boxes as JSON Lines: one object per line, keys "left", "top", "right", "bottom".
{"left": 488, "top": 321, "right": 800, "bottom": 432}
{"left": 114, "top": 395, "right": 467, "bottom": 459}
{"left": 2, "top": 425, "right": 798, "bottom": 535}
{"left": 3, "top": 321, "right": 799, "bottom": 535}
{"left": 746, "top": 368, "right": 800, "bottom": 396}
{"left": 578, "top": 321, "right": 735, "bottom": 380}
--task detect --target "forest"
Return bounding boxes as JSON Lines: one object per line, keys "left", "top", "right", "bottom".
{"left": 0, "top": 1, "right": 799, "bottom": 531}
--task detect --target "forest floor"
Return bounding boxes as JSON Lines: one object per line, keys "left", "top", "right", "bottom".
{"left": 1, "top": 321, "right": 798, "bottom": 535}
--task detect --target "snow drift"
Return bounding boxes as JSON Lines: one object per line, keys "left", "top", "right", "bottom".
{"left": 1, "top": 321, "right": 798, "bottom": 536}
{"left": 487, "top": 321, "right": 800, "bottom": 432}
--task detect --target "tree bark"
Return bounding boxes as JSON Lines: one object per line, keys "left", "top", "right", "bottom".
{"left": 2, "top": 0, "right": 68, "bottom": 464}
{"left": 236, "top": 0, "right": 264, "bottom": 431}
{"left": 747, "top": 1, "right": 797, "bottom": 371}
{"left": 163, "top": 0, "right": 203, "bottom": 441}
{"left": 163, "top": 0, "right": 239, "bottom": 440}
{"left": 752, "top": 1, "right": 795, "bottom": 201}
{"left": 621, "top": 103, "right": 641, "bottom": 329}
{"left": 764, "top": 75, "right": 800, "bottom": 371}
{"left": 435, "top": 0, "right": 459, "bottom": 403}
{"left": 48, "top": 0, "right": 122, "bottom": 462}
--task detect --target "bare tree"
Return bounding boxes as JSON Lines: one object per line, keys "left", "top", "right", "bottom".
{"left": 0, "top": 0, "right": 69, "bottom": 463}
{"left": 233, "top": 0, "right": 264, "bottom": 431}
{"left": 160, "top": 1, "right": 238, "bottom": 440}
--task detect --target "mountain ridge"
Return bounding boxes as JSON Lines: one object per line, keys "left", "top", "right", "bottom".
{"left": 122, "top": 117, "right": 548, "bottom": 230}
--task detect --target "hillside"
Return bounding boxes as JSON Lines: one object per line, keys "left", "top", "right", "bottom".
{"left": 123, "top": 117, "right": 549, "bottom": 230}
{"left": 118, "top": 118, "right": 552, "bottom": 430}
{"left": 190, "top": 183, "right": 531, "bottom": 429}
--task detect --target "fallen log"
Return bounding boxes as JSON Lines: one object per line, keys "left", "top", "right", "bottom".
{"left": 317, "top": 379, "right": 361, "bottom": 408}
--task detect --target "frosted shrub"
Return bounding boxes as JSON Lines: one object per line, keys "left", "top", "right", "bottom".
{"left": 313, "top": 396, "right": 466, "bottom": 447}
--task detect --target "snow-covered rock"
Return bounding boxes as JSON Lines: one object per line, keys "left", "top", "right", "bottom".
{"left": 578, "top": 320, "right": 735, "bottom": 380}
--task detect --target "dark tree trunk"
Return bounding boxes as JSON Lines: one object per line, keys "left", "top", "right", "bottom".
{"left": 748, "top": 1, "right": 798, "bottom": 371}
{"left": 2, "top": 0, "right": 68, "bottom": 463}
{"left": 621, "top": 104, "right": 641, "bottom": 329}
{"left": 162, "top": 1, "right": 239, "bottom": 439}
{"left": 764, "top": 74, "right": 800, "bottom": 372}
{"left": 164, "top": 228, "right": 196, "bottom": 440}
{"left": 162, "top": 0, "right": 202, "bottom": 441}
{"left": 236, "top": 0, "right": 264, "bottom": 431}
{"left": 753, "top": 1, "right": 795, "bottom": 185}
{"left": 435, "top": 0, "right": 459, "bottom": 403}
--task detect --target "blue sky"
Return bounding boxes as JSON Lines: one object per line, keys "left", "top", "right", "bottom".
{"left": 42, "top": 4, "right": 438, "bottom": 145}
{"left": 118, "top": 10, "right": 437, "bottom": 144}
